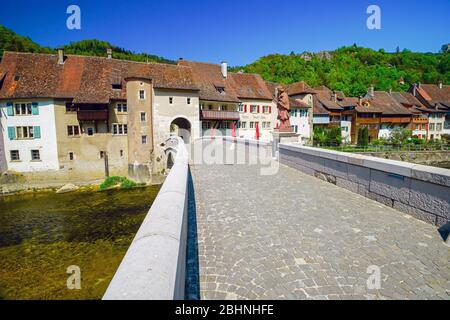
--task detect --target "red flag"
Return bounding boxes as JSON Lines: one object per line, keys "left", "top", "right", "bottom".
{"left": 255, "top": 122, "right": 260, "bottom": 140}
{"left": 232, "top": 122, "right": 237, "bottom": 138}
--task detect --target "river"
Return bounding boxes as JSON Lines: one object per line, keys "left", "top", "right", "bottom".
{"left": 0, "top": 185, "right": 161, "bottom": 300}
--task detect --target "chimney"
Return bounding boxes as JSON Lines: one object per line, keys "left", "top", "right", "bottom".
{"left": 332, "top": 91, "right": 337, "bottom": 102}
{"left": 358, "top": 96, "right": 362, "bottom": 105}
{"left": 369, "top": 85, "right": 374, "bottom": 97}
{"left": 107, "top": 48, "right": 112, "bottom": 59}
{"left": 57, "top": 48, "right": 64, "bottom": 65}
{"left": 438, "top": 81, "right": 443, "bottom": 89}
{"left": 418, "top": 82, "right": 421, "bottom": 88}
{"left": 389, "top": 88, "right": 392, "bottom": 94}
{"left": 221, "top": 61, "right": 228, "bottom": 78}
{"left": 412, "top": 83, "right": 417, "bottom": 96}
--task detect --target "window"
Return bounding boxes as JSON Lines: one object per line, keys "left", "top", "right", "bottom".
{"left": 436, "top": 123, "right": 443, "bottom": 131}
{"left": 100, "top": 151, "right": 105, "bottom": 159}
{"left": 141, "top": 135, "right": 147, "bottom": 144}
{"left": 140, "top": 112, "right": 147, "bottom": 122}
{"left": 266, "top": 122, "right": 271, "bottom": 128}
{"left": 10, "top": 150, "right": 19, "bottom": 161}
{"left": 241, "top": 122, "right": 247, "bottom": 129}
{"left": 250, "top": 122, "right": 255, "bottom": 129}
{"left": 67, "top": 125, "right": 80, "bottom": 136}
{"left": 250, "top": 105, "right": 258, "bottom": 113}
{"left": 16, "top": 126, "right": 34, "bottom": 139}
{"left": 65, "top": 103, "right": 76, "bottom": 112}
{"left": 69, "top": 152, "right": 74, "bottom": 161}
{"left": 120, "top": 150, "right": 124, "bottom": 157}
{"left": 342, "top": 126, "right": 349, "bottom": 132}
{"left": 263, "top": 106, "right": 269, "bottom": 113}
{"left": 112, "top": 123, "right": 128, "bottom": 135}
{"left": 202, "top": 121, "right": 211, "bottom": 129}
{"left": 31, "top": 150, "right": 40, "bottom": 161}
{"left": 208, "top": 105, "right": 213, "bottom": 110}
{"left": 14, "top": 103, "right": 32, "bottom": 115}
{"left": 117, "top": 103, "right": 127, "bottom": 113}
{"left": 112, "top": 84, "right": 122, "bottom": 90}
{"left": 292, "top": 125, "right": 298, "bottom": 133}
{"left": 139, "top": 90, "right": 145, "bottom": 100}
{"left": 87, "top": 127, "right": 94, "bottom": 136}
{"left": 300, "top": 109, "right": 308, "bottom": 117}
{"left": 429, "top": 123, "right": 435, "bottom": 131}
{"left": 169, "top": 97, "right": 174, "bottom": 104}
{"left": 187, "top": 98, "right": 191, "bottom": 105}
{"left": 238, "top": 104, "right": 244, "bottom": 112}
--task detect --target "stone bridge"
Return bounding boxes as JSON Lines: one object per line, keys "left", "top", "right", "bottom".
{"left": 105, "top": 138, "right": 450, "bottom": 300}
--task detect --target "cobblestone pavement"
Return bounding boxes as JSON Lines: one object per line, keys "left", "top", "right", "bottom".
{"left": 190, "top": 140, "right": 450, "bottom": 300}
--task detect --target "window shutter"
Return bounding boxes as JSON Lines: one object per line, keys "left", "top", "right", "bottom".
{"left": 8, "top": 127, "right": 15, "bottom": 140}
{"left": 34, "top": 126, "right": 41, "bottom": 139}
{"left": 7, "top": 102, "right": 14, "bottom": 116}
{"left": 32, "top": 102, "right": 39, "bottom": 115}
{"left": 269, "top": 106, "right": 272, "bottom": 113}
{"left": 257, "top": 105, "right": 260, "bottom": 113}
{"left": 244, "top": 105, "right": 247, "bottom": 113}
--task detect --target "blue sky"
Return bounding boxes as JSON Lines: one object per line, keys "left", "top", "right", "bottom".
{"left": 1, "top": 0, "right": 449, "bottom": 66}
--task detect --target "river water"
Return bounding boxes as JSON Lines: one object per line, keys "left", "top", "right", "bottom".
{"left": 0, "top": 185, "right": 160, "bottom": 300}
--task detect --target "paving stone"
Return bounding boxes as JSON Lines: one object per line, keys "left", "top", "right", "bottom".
{"left": 191, "top": 140, "right": 450, "bottom": 300}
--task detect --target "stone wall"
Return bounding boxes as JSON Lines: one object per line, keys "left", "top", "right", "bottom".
{"left": 103, "top": 137, "right": 189, "bottom": 300}
{"left": 358, "top": 150, "right": 450, "bottom": 166}
{"left": 279, "top": 144, "right": 450, "bottom": 227}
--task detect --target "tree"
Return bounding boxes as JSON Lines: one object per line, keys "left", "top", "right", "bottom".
{"left": 389, "top": 127, "right": 412, "bottom": 145}
{"left": 357, "top": 127, "right": 369, "bottom": 147}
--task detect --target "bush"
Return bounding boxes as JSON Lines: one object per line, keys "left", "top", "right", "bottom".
{"left": 100, "top": 176, "right": 137, "bottom": 190}
{"left": 313, "top": 127, "right": 342, "bottom": 146}
{"left": 389, "top": 127, "right": 412, "bottom": 145}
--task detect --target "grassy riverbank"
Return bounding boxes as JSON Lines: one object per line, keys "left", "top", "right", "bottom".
{"left": 0, "top": 185, "right": 161, "bottom": 300}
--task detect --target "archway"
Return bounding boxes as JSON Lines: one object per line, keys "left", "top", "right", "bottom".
{"left": 170, "top": 117, "right": 191, "bottom": 144}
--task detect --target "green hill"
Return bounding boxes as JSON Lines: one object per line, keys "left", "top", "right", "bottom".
{"left": 232, "top": 46, "right": 450, "bottom": 96}
{"left": 0, "top": 25, "right": 52, "bottom": 56}
{"left": 0, "top": 25, "right": 174, "bottom": 64}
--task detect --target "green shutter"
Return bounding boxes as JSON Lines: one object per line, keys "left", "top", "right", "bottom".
{"left": 31, "top": 102, "right": 39, "bottom": 115}
{"left": 33, "top": 126, "right": 41, "bottom": 139}
{"left": 7, "top": 102, "right": 14, "bottom": 116}
{"left": 8, "top": 127, "right": 15, "bottom": 140}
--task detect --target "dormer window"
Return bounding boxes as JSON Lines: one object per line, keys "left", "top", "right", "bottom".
{"left": 214, "top": 83, "right": 225, "bottom": 93}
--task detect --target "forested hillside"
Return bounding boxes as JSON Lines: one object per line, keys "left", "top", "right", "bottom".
{"left": 233, "top": 46, "right": 450, "bottom": 96}
{"left": 0, "top": 25, "right": 174, "bottom": 64}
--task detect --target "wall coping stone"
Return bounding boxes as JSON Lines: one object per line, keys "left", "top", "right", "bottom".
{"left": 280, "top": 143, "right": 450, "bottom": 187}
{"left": 103, "top": 136, "right": 189, "bottom": 300}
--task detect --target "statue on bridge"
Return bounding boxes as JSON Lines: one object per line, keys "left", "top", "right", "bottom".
{"left": 276, "top": 87, "right": 293, "bottom": 132}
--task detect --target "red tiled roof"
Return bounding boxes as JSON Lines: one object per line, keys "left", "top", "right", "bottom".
{"left": 228, "top": 72, "right": 273, "bottom": 101}
{"left": 0, "top": 51, "right": 198, "bottom": 104}
{"left": 357, "top": 91, "right": 412, "bottom": 115}
{"left": 289, "top": 98, "right": 311, "bottom": 109}
{"left": 286, "top": 81, "right": 316, "bottom": 96}
{"left": 178, "top": 60, "right": 240, "bottom": 103}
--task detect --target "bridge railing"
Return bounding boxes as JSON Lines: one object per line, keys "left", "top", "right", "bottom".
{"left": 103, "top": 136, "right": 189, "bottom": 300}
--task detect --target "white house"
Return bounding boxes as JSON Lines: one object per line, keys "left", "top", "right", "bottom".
{"left": 0, "top": 99, "right": 59, "bottom": 172}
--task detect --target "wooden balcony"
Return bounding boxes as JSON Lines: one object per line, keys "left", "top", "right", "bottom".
{"left": 201, "top": 110, "right": 240, "bottom": 121}
{"left": 412, "top": 117, "right": 428, "bottom": 124}
{"left": 380, "top": 117, "right": 411, "bottom": 124}
{"left": 356, "top": 118, "right": 380, "bottom": 125}
{"left": 77, "top": 110, "right": 108, "bottom": 121}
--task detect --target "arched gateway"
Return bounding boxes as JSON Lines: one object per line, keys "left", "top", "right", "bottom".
{"left": 170, "top": 117, "right": 191, "bottom": 144}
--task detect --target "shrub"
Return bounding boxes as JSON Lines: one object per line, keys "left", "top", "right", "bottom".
{"left": 100, "top": 176, "right": 137, "bottom": 190}
{"left": 313, "top": 127, "right": 342, "bottom": 146}
{"left": 389, "top": 127, "right": 412, "bottom": 146}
